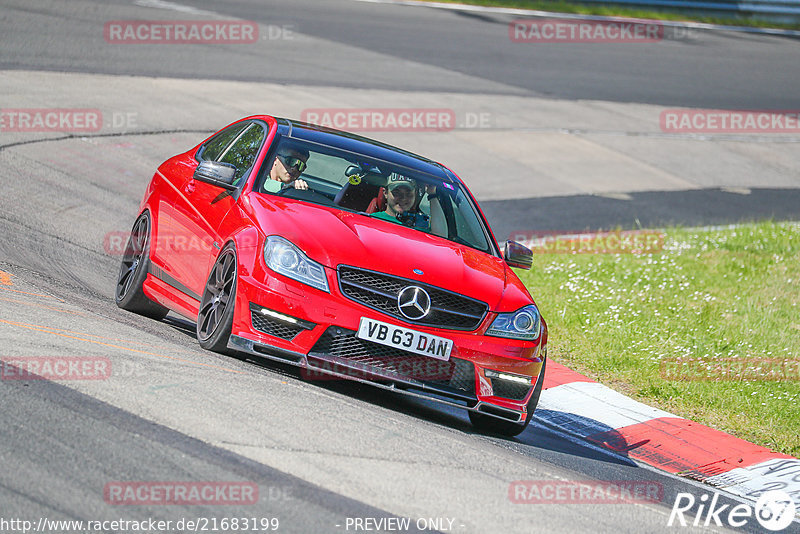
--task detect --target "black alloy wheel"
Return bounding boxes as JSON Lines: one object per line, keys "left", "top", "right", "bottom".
{"left": 197, "top": 244, "right": 237, "bottom": 352}
{"left": 115, "top": 211, "right": 169, "bottom": 319}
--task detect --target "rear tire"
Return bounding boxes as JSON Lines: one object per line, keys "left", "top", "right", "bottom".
{"left": 115, "top": 211, "right": 169, "bottom": 320}
{"left": 197, "top": 244, "right": 237, "bottom": 353}
{"left": 469, "top": 358, "right": 547, "bottom": 437}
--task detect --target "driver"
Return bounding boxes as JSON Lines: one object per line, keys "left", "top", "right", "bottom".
{"left": 372, "top": 174, "right": 444, "bottom": 235}
{"left": 264, "top": 142, "right": 310, "bottom": 193}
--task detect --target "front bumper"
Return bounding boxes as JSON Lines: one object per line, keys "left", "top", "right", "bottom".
{"left": 230, "top": 262, "right": 546, "bottom": 424}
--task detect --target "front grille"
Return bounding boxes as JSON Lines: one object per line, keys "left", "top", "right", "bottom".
{"left": 491, "top": 380, "right": 531, "bottom": 401}
{"left": 250, "top": 311, "right": 305, "bottom": 340}
{"left": 338, "top": 266, "right": 488, "bottom": 330}
{"left": 309, "top": 327, "right": 475, "bottom": 395}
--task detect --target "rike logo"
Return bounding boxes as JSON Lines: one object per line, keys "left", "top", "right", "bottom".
{"left": 668, "top": 490, "right": 796, "bottom": 531}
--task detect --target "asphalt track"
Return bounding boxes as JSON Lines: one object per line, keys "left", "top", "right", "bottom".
{"left": 5, "top": 0, "right": 800, "bottom": 108}
{"left": 1, "top": 0, "right": 798, "bottom": 533}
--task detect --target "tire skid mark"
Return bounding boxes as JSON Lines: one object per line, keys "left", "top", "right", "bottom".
{"left": 0, "top": 129, "right": 213, "bottom": 153}
{"left": 0, "top": 271, "right": 66, "bottom": 301}
{"left": 0, "top": 286, "right": 66, "bottom": 300}
{"left": 0, "top": 295, "right": 86, "bottom": 316}
{"left": 16, "top": 320, "right": 207, "bottom": 356}
{"left": 0, "top": 319, "right": 245, "bottom": 375}
{"left": 0, "top": 277, "right": 201, "bottom": 354}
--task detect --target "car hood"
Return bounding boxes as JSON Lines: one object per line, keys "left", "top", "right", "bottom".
{"left": 245, "top": 196, "right": 526, "bottom": 310}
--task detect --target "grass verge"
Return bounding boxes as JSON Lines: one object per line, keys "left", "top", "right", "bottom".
{"left": 427, "top": 0, "right": 800, "bottom": 30}
{"left": 518, "top": 221, "right": 800, "bottom": 457}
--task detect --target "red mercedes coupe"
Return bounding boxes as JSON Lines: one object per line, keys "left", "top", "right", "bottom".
{"left": 115, "top": 115, "right": 547, "bottom": 436}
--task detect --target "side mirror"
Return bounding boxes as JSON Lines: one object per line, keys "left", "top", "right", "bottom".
{"left": 504, "top": 240, "right": 533, "bottom": 270}
{"left": 193, "top": 161, "right": 237, "bottom": 190}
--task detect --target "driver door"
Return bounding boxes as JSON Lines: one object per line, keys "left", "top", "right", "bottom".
{"left": 169, "top": 121, "right": 269, "bottom": 302}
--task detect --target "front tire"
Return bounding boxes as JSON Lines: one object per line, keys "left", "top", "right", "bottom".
{"left": 115, "top": 211, "right": 169, "bottom": 320}
{"left": 197, "top": 244, "right": 237, "bottom": 353}
{"left": 469, "top": 358, "right": 547, "bottom": 437}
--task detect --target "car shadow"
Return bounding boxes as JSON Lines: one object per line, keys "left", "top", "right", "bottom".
{"left": 232, "top": 351, "right": 639, "bottom": 467}
{"left": 160, "top": 314, "right": 198, "bottom": 339}
{"left": 526, "top": 410, "right": 639, "bottom": 466}
{"left": 159, "top": 316, "right": 642, "bottom": 467}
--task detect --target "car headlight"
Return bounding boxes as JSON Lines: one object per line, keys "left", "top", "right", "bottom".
{"left": 486, "top": 305, "right": 541, "bottom": 340}
{"left": 264, "top": 236, "right": 329, "bottom": 292}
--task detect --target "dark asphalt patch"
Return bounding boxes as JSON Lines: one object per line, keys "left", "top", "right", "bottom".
{"left": 481, "top": 187, "right": 800, "bottom": 240}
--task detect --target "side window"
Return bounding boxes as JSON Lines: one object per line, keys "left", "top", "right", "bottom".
{"left": 198, "top": 122, "right": 249, "bottom": 162}
{"left": 218, "top": 123, "right": 267, "bottom": 184}
{"left": 452, "top": 192, "right": 489, "bottom": 251}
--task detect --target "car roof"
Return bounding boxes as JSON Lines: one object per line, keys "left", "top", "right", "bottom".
{"left": 271, "top": 117, "right": 456, "bottom": 182}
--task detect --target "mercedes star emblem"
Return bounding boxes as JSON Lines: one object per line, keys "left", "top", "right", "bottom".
{"left": 397, "top": 286, "right": 432, "bottom": 320}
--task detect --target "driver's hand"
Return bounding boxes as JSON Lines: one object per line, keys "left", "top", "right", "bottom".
{"left": 425, "top": 184, "right": 437, "bottom": 195}
{"left": 293, "top": 179, "right": 309, "bottom": 190}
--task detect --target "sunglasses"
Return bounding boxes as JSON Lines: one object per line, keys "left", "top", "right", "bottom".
{"left": 278, "top": 154, "right": 307, "bottom": 173}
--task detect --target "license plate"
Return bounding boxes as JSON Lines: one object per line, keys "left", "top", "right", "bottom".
{"left": 356, "top": 318, "right": 453, "bottom": 361}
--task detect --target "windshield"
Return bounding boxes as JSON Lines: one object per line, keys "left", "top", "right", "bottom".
{"left": 254, "top": 137, "right": 494, "bottom": 254}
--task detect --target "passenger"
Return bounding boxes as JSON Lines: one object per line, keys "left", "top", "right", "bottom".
{"left": 372, "top": 174, "right": 445, "bottom": 236}
{"left": 264, "top": 143, "right": 310, "bottom": 193}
